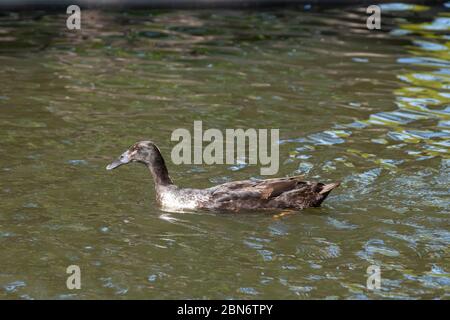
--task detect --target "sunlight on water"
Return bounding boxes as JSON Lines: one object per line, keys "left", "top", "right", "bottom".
{"left": 0, "top": 4, "right": 449, "bottom": 299}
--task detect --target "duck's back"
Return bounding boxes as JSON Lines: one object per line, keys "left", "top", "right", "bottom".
{"left": 204, "top": 176, "right": 340, "bottom": 212}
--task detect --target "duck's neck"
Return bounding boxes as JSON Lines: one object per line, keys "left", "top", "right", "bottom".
{"left": 145, "top": 148, "right": 173, "bottom": 186}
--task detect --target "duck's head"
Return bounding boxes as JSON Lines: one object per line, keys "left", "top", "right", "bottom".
{"left": 106, "top": 141, "right": 161, "bottom": 170}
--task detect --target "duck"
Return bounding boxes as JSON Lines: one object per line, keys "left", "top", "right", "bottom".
{"left": 106, "top": 141, "right": 340, "bottom": 212}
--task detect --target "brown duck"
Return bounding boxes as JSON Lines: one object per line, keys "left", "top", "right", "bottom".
{"left": 106, "top": 141, "right": 340, "bottom": 212}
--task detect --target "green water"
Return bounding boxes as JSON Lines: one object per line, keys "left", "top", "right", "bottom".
{"left": 0, "top": 4, "right": 449, "bottom": 299}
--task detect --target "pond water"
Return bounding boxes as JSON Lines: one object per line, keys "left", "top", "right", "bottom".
{"left": 0, "top": 3, "right": 449, "bottom": 299}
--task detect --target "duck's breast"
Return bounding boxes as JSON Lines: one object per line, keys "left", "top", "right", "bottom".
{"left": 158, "top": 187, "right": 210, "bottom": 211}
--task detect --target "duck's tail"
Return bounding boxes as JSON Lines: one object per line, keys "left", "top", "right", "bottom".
{"left": 319, "top": 181, "right": 341, "bottom": 195}
{"left": 312, "top": 181, "right": 340, "bottom": 207}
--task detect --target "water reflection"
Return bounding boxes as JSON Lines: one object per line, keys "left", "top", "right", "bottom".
{"left": 0, "top": 4, "right": 449, "bottom": 299}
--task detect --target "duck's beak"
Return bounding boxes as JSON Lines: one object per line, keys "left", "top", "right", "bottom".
{"left": 106, "top": 152, "right": 130, "bottom": 170}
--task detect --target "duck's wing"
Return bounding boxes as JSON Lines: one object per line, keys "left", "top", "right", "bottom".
{"left": 257, "top": 178, "right": 302, "bottom": 199}
{"left": 209, "top": 175, "right": 307, "bottom": 200}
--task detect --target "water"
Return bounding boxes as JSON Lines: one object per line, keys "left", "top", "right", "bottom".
{"left": 0, "top": 4, "right": 449, "bottom": 299}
